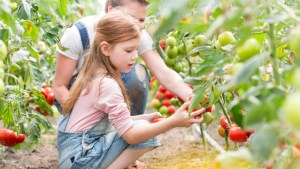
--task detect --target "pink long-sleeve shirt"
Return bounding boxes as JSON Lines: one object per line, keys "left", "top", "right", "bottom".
{"left": 65, "top": 75, "right": 134, "bottom": 135}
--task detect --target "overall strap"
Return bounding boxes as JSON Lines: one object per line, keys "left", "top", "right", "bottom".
{"left": 74, "top": 21, "right": 90, "bottom": 51}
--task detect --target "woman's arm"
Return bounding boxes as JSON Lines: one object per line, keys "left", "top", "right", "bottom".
{"left": 141, "top": 50, "right": 193, "bottom": 102}
{"left": 52, "top": 53, "right": 78, "bottom": 104}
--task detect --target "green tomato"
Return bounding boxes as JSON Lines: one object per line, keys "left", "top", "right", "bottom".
{"left": 170, "top": 98, "right": 179, "bottom": 106}
{"left": 166, "top": 46, "right": 178, "bottom": 58}
{"left": 10, "top": 2, "right": 18, "bottom": 11}
{"left": 165, "top": 57, "right": 176, "bottom": 67}
{"left": 0, "top": 40, "right": 8, "bottom": 60}
{"left": 0, "top": 79, "right": 4, "bottom": 95}
{"left": 177, "top": 43, "right": 184, "bottom": 56}
{"left": 217, "top": 31, "right": 236, "bottom": 46}
{"left": 236, "top": 38, "right": 260, "bottom": 61}
{"left": 173, "top": 62, "right": 183, "bottom": 73}
{"left": 289, "top": 28, "right": 300, "bottom": 56}
{"left": 159, "top": 106, "right": 168, "bottom": 115}
{"left": 151, "top": 99, "right": 161, "bottom": 109}
{"left": 166, "top": 37, "right": 176, "bottom": 47}
{"left": 203, "top": 112, "right": 213, "bottom": 123}
{"left": 282, "top": 92, "right": 300, "bottom": 129}
{"left": 194, "top": 34, "right": 208, "bottom": 46}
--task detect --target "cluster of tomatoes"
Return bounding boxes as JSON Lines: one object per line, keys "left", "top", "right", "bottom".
{"left": 151, "top": 84, "right": 177, "bottom": 118}
{"left": 0, "top": 128, "right": 25, "bottom": 147}
{"left": 34, "top": 83, "right": 54, "bottom": 116}
{"left": 217, "top": 116, "right": 254, "bottom": 143}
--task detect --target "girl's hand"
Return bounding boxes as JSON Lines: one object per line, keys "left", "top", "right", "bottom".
{"left": 170, "top": 101, "right": 205, "bottom": 127}
{"left": 145, "top": 112, "right": 163, "bottom": 122}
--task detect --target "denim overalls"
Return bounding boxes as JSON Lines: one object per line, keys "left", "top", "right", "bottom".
{"left": 57, "top": 113, "right": 160, "bottom": 169}
{"left": 54, "top": 21, "right": 150, "bottom": 116}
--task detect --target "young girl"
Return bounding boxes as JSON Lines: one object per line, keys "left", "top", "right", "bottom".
{"left": 57, "top": 10, "right": 204, "bottom": 169}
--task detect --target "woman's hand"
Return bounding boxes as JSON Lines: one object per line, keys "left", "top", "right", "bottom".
{"left": 169, "top": 101, "right": 205, "bottom": 127}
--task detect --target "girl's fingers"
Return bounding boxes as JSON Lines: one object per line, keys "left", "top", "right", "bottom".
{"left": 156, "top": 112, "right": 163, "bottom": 118}
{"left": 190, "top": 108, "right": 206, "bottom": 118}
{"left": 178, "top": 101, "right": 190, "bottom": 111}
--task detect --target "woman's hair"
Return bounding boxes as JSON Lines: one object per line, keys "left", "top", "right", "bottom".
{"left": 105, "top": 0, "right": 149, "bottom": 12}
{"left": 62, "top": 10, "right": 141, "bottom": 115}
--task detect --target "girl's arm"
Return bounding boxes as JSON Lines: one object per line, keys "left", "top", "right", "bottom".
{"left": 122, "top": 102, "right": 204, "bottom": 144}
{"left": 131, "top": 112, "right": 162, "bottom": 121}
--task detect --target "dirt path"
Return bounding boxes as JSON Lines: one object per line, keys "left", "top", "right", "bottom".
{"left": 0, "top": 118, "right": 222, "bottom": 169}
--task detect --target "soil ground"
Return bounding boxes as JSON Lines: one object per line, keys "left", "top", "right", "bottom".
{"left": 0, "top": 114, "right": 224, "bottom": 169}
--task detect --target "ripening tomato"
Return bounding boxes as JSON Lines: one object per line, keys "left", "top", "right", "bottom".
{"left": 151, "top": 99, "right": 161, "bottom": 109}
{"left": 228, "top": 126, "right": 248, "bottom": 143}
{"left": 170, "top": 98, "right": 179, "bottom": 106}
{"left": 159, "top": 39, "right": 167, "bottom": 50}
{"left": 217, "top": 31, "right": 236, "bottom": 46}
{"left": 220, "top": 116, "right": 233, "bottom": 130}
{"left": 203, "top": 112, "right": 214, "bottom": 123}
{"left": 218, "top": 125, "right": 225, "bottom": 137}
{"left": 155, "top": 91, "right": 164, "bottom": 100}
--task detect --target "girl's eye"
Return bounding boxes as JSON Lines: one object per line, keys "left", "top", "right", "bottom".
{"left": 125, "top": 50, "right": 132, "bottom": 53}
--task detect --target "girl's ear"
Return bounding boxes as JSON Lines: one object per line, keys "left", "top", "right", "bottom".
{"left": 100, "top": 41, "right": 111, "bottom": 56}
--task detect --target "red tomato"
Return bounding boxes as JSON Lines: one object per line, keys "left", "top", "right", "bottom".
{"left": 206, "top": 104, "right": 215, "bottom": 112}
{"left": 40, "top": 88, "right": 48, "bottom": 98}
{"left": 167, "top": 105, "right": 175, "bottom": 115}
{"left": 159, "top": 39, "right": 167, "bottom": 50}
{"left": 220, "top": 116, "right": 233, "bottom": 130}
{"left": 0, "top": 129, "right": 18, "bottom": 147}
{"left": 151, "top": 117, "right": 165, "bottom": 123}
{"left": 228, "top": 126, "right": 248, "bottom": 143}
{"left": 46, "top": 92, "right": 54, "bottom": 106}
{"left": 162, "top": 99, "right": 171, "bottom": 107}
{"left": 164, "top": 91, "right": 174, "bottom": 99}
{"left": 16, "top": 134, "right": 25, "bottom": 144}
{"left": 155, "top": 92, "right": 164, "bottom": 100}
{"left": 159, "top": 85, "right": 167, "bottom": 93}
{"left": 246, "top": 130, "right": 255, "bottom": 138}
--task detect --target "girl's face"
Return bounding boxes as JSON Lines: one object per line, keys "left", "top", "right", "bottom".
{"left": 109, "top": 37, "right": 140, "bottom": 72}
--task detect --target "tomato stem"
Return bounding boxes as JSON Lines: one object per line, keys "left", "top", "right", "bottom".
{"left": 200, "top": 123, "right": 207, "bottom": 154}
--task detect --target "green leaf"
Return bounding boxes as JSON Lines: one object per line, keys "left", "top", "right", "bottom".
{"left": 58, "top": 0, "right": 68, "bottom": 16}
{"left": 17, "top": 0, "right": 32, "bottom": 20}
{"left": 0, "top": 1, "right": 17, "bottom": 33}
{"left": 22, "top": 20, "right": 39, "bottom": 41}
{"left": 250, "top": 124, "right": 279, "bottom": 162}
{"left": 219, "top": 53, "right": 269, "bottom": 91}
{"left": 22, "top": 42, "right": 39, "bottom": 60}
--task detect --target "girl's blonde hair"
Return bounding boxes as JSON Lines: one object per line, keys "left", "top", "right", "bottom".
{"left": 62, "top": 10, "right": 140, "bottom": 115}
